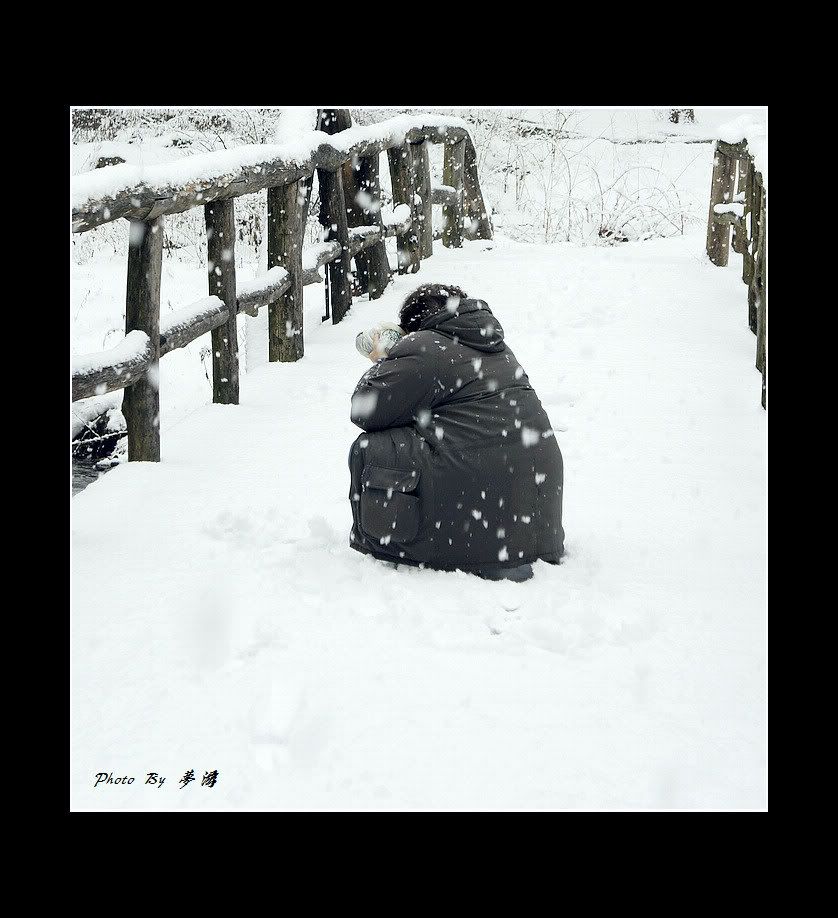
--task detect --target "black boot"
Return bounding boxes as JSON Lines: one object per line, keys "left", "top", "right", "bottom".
{"left": 473, "top": 563, "right": 534, "bottom": 582}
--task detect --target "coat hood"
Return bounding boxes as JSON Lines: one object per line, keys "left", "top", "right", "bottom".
{"left": 419, "top": 298, "right": 505, "bottom": 353}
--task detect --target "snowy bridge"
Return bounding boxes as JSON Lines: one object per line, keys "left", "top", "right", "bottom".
{"left": 70, "top": 114, "right": 766, "bottom": 810}
{"left": 71, "top": 111, "right": 492, "bottom": 462}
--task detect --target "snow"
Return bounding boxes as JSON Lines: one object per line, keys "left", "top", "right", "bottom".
{"left": 160, "top": 295, "right": 226, "bottom": 341}
{"left": 72, "top": 329, "right": 150, "bottom": 377}
{"left": 71, "top": 141, "right": 315, "bottom": 212}
{"left": 72, "top": 113, "right": 469, "bottom": 214}
{"left": 320, "top": 113, "right": 467, "bottom": 155}
{"left": 717, "top": 114, "right": 766, "bottom": 146}
{"left": 273, "top": 107, "right": 319, "bottom": 144}
{"left": 752, "top": 141, "right": 768, "bottom": 185}
{"left": 521, "top": 427, "right": 540, "bottom": 447}
{"left": 348, "top": 225, "right": 381, "bottom": 240}
{"left": 71, "top": 136, "right": 196, "bottom": 177}
{"left": 713, "top": 203, "right": 745, "bottom": 217}
{"left": 104, "top": 407, "right": 126, "bottom": 432}
{"left": 382, "top": 203, "right": 412, "bottom": 228}
{"left": 236, "top": 266, "right": 290, "bottom": 299}
{"left": 717, "top": 113, "right": 768, "bottom": 188}
{"left": 71, "top": 233, "right": 766, "bottom": 811}
{"left": 71, "top": 393, "right": 122, "bottom": 439}
{"left": 302, "top": 242, "right": 340, "bottom": 272}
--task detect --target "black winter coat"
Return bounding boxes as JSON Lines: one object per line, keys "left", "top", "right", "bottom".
{"left": 348, "top": 298, "right": 564, "bottom": 573}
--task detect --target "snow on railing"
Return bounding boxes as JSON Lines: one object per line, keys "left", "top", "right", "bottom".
{"left": 71, "top": 109, "right": 494, "bottom": 463}
{"left": 71, "top": 114, "right": 472, "bottom": 233}
{"left": 381, "top": 203, "right": 412, "bottom": 229}
{"left": 71, "top": 393, "right": 122, "bottom": 440}
{"left": 713, "top": 202, "right": 745, "bottom": 218}
{"left": 236, "top": 268, "right": 291, "bottom": 318}
{"left": 72, "top": 331, "right": 152, "bottom": 402}
{"left": 159, "top": 296, "right": 229, "bottom": 356}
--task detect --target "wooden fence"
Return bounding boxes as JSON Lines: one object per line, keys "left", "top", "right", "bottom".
{"left": 71, "top": 109, "right": 493, "bottom": 461}
{"left": 705, "top": 138, "right": 767, "bottom": 408}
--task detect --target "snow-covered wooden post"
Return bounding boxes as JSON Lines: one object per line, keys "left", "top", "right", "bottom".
{"left": 442, "top": 138, "right": 465, "bottom": 248}
{"left": 205, "top": 199, "right": 239, "bottom": 403}
{"left": 353, "top": 154, "right": 391, "bottom": 298}
{"left": 323, "top": 109, "right": 389, "bottom": 300}
{"left": 753, "top": 172, "right": 767, "bottom": 409}
{"left": 123, "top": 217, "right": 163, "bottom": 462}
{"left": 317, "top": 165, "right": 353, "bottom": 324}
{"left": 731, "top": 158, "right": 750, "bottom": 259}
{"left": 267, "top": 182, "right": 304, "bottom": 361}
{"left": 411, "top": 140, "right": 434, "bottom": 258}
{"left": 387, "top": 144, "right": 421, "bottom": 274}
{"left": 463, "top": 135, "right": 493, "bottom": 241}
{"left": 315, "top": 109, "right": 354, "bottom": 323}
{"left": 742, "top": 160, "right": 758, "bottom": 333}
{"left": 706, "top": 141, "right": 738, "bottom": 267}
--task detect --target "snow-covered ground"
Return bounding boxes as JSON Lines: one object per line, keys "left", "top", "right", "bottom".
{"left": 70, "top": 233, "right": 767, "bottom": 810}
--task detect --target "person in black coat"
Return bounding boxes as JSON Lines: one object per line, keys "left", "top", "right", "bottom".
{"left": 348, "top": 283, "right": 564, "bottom": 580}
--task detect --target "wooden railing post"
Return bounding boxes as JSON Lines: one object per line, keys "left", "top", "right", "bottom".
{"left": 317, "top": 166, "right": 353, "bottom": 323}
{"left": 706, "top": 141, "right": 737, "bottom": 266}
{"left": 353, "top": 154, "right": 391, "bottom": 299}
{"left": 204, "top": 199, "right": 239, "bottom": 404}
{"left": 387, "top": 144, "right": 421, "bottom": 274}
{"left": 342, "top": 154, "right": 364, "bottom": 297}
{"left": 411, "top": 140, "right": 433, "bottom": 258}
{"left": 463, "top": 135, "right": 493, "bottom": 240}
{"left": 123, "top": 217, "right": 163, "bottom": 462}
{"left": 731, "top": 157, "right": 749, "bottom": 258}
{"left": 743, "top": 160, "right": 758, "bottom": 333}
{"left": 267, "top": 182, "right": 304, "bottom": 361}
{"left": 316, "top": 108, "right": 354, "bottom": 322}
{"left": 753, "top": 174, "right": 767, "bottom": 409}
{"left": 442, "top": 139, "right": 465, "bottom": 248}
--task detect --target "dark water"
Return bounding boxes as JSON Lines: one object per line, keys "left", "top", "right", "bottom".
{"left": 72, "top": 462, "right": 112, "bottom": 496}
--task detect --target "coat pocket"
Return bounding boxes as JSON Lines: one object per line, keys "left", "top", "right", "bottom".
{"left": 361, "top": 465, "right": 421, "bottom": 545}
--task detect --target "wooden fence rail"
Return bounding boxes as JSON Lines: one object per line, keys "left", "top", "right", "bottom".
{"left": 705, "top": 138, "right": 767, "bottom": 409}
{"left": 71, "top": 110, "right": 493, "bottom": 461}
